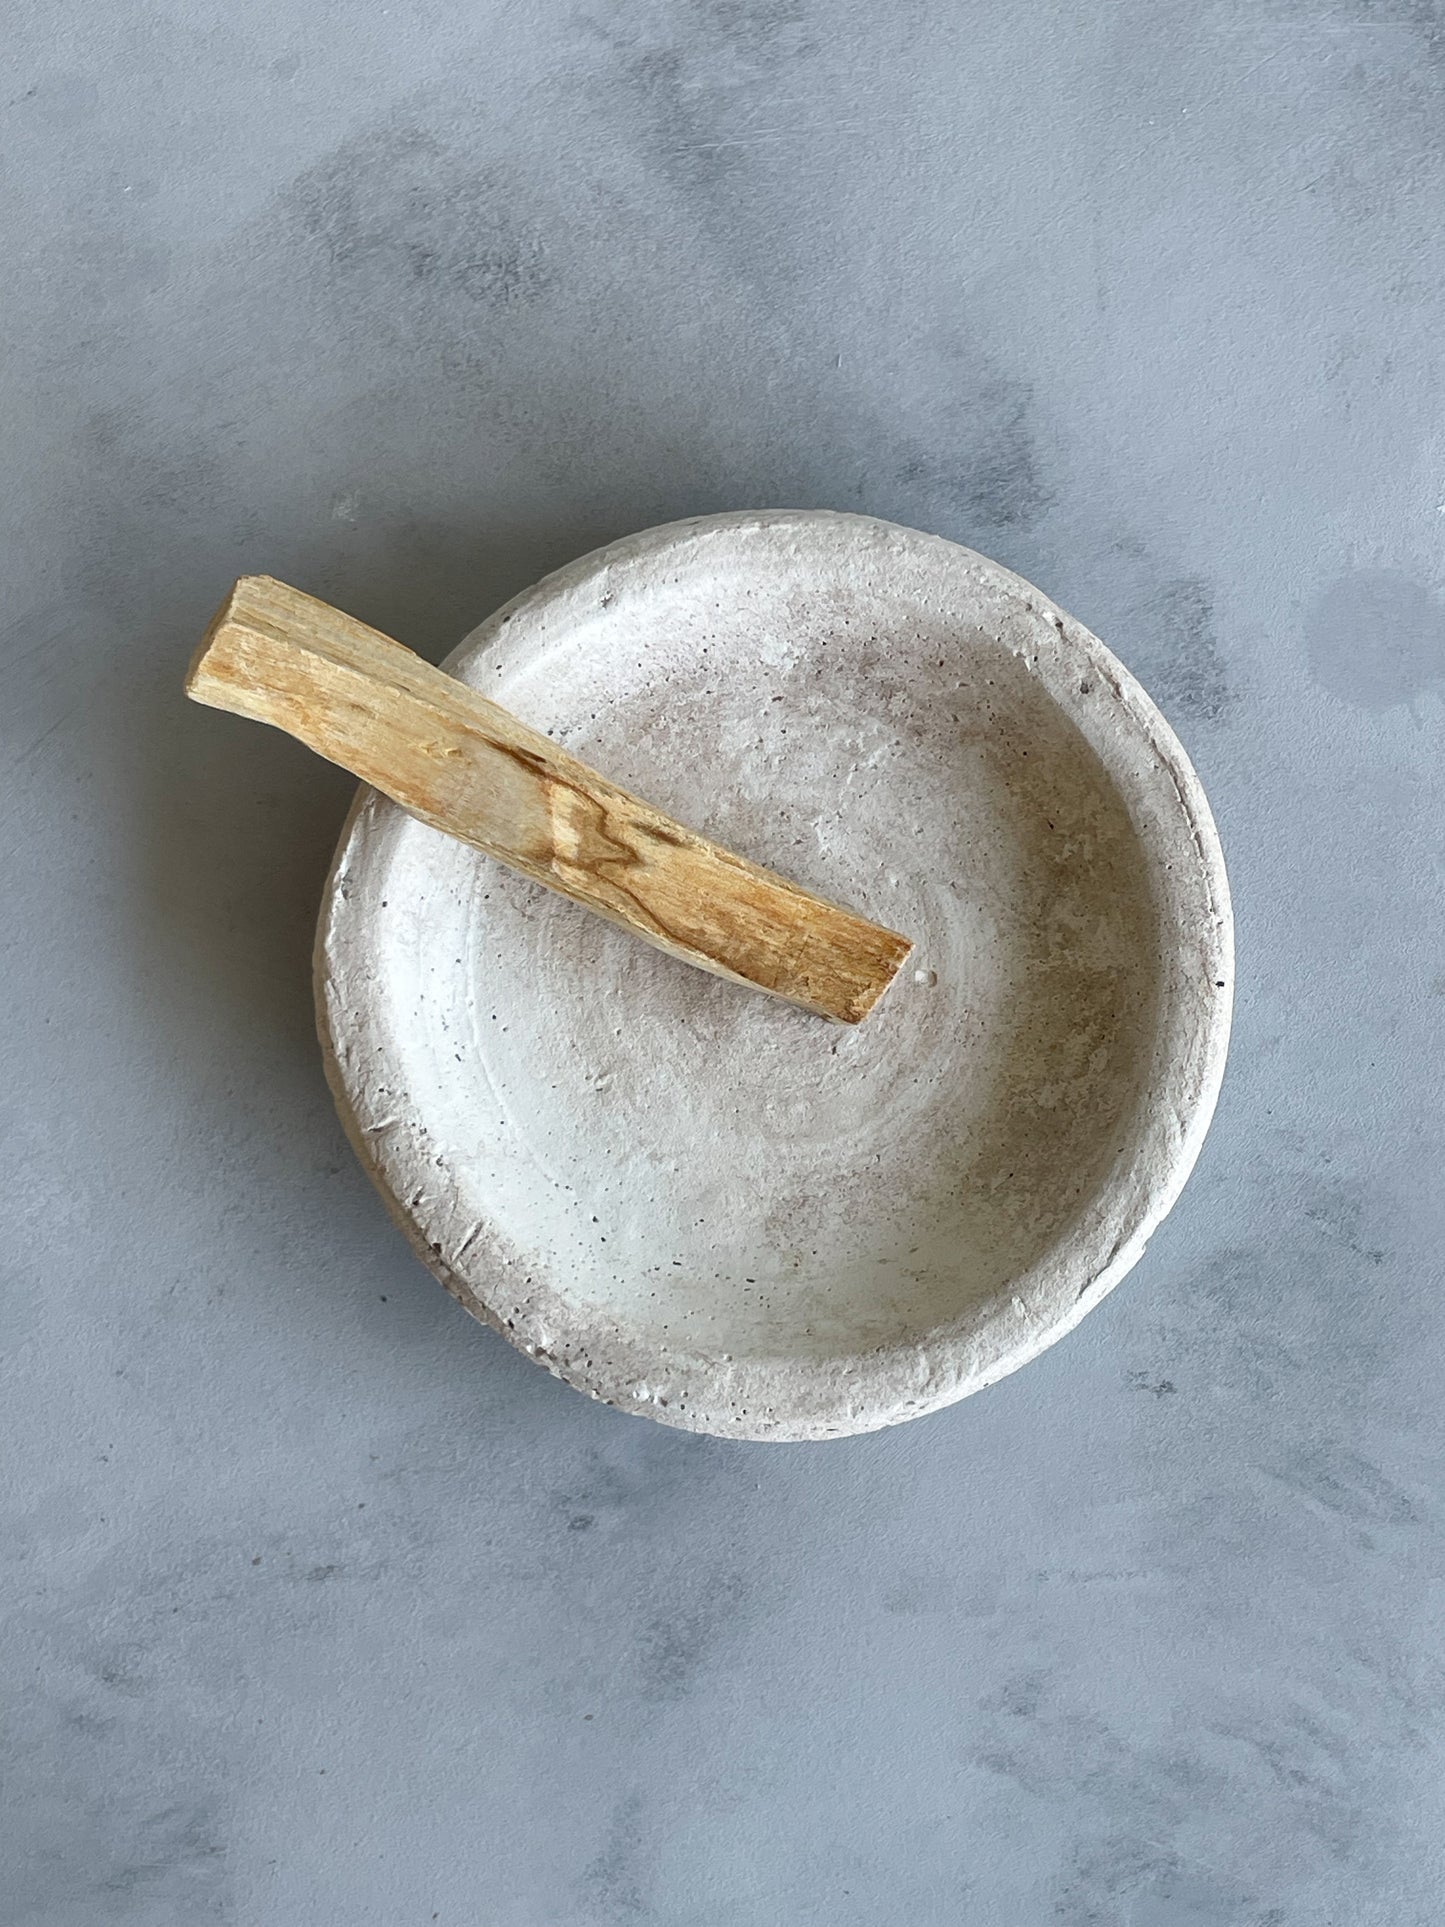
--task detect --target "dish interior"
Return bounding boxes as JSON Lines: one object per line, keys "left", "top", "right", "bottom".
{"left": 334, "top": 523, "right": 1169, "bottom": 1382}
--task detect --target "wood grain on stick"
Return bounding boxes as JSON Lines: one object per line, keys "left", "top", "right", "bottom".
{"left": 186, "top": 576, "right": 911, "bottom": 1022}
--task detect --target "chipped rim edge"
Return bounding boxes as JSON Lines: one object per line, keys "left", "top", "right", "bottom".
{"left": 314, "top": 511, "right": 1233, "bottom": 1441}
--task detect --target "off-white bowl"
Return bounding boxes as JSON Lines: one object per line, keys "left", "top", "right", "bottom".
{"left": 316, "top": 513, "right": 1231, "bottom": 1439}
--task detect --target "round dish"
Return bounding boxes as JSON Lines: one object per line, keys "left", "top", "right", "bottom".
{"left": 316, "top": 512, "right": 1231, "bottom": 1439}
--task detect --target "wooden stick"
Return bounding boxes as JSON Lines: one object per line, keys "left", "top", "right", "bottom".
{"left": 186, "top": 577, "right": 912, "bottom": 1022}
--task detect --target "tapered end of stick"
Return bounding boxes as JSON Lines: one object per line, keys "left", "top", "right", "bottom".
{"left": 828, "top": 925, "right": 913, "bottom": 1024}
{"left": 184, "top": 577, "right": 279, "bottom": 711}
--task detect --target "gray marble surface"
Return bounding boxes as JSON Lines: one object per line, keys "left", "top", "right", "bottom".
{"left": 5, "top": 3, "right": 1443, "bottom": 1921}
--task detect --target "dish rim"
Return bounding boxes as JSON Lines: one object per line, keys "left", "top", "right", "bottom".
{"left": 314, "top": 510, "right": 1233, "bottom": 1440}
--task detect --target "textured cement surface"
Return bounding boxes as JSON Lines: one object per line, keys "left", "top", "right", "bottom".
{"left": 3, "top": 2, "right": 1443, "bottom": 1921}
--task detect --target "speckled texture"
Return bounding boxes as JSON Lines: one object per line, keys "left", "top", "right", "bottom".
{"left": 6, "top": 0, "right": 1445, "bottom": 1919}
{"left": 318, "top": 513, "right": 1229, "bottom": 1437}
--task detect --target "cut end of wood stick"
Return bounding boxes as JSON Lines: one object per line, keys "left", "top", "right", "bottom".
{"left": 187, "top": 575, "right": 914, "bottom": 1023}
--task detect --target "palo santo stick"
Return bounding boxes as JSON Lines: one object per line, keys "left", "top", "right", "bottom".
{"left": 186, "top": 576, "right": 912, "bottom": 1022}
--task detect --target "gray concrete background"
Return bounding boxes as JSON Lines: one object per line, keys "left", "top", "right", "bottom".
{"left": 4, "top": 2, "right": 1444, "bottom": 1921}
